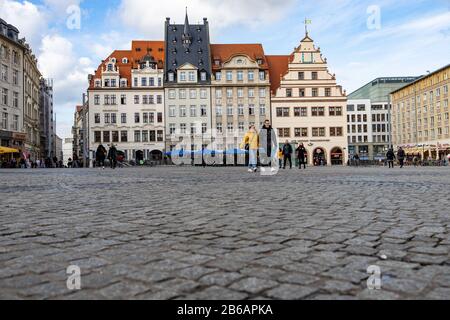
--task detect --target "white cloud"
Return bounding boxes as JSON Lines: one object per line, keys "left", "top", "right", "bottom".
{"left": 43, "top": 0, "right": 82, "bottom": 15}
{"left": 38, "top": 34, "right": 94, "bottom": 138}
{"left": 116, "top": 0, "right": 295, "bottom": 38}
{"left": 353, "top": 11, "right": 450, "bottom": 44}
{"left": 0, "top": 0, "right": 48, "bottom": 49}
{"left": 38, "top": 34, "right": 93, "bottom": 99}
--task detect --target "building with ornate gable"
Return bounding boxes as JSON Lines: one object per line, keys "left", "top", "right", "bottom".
{"left": 268, "top": 31, "right": 348, "bottom": 166}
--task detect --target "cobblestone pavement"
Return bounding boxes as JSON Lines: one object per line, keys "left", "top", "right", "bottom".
{"left": 1, "top": 166, "right": 449, "bottom": 300}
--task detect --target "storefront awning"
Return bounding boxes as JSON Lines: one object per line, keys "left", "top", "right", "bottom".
{"left": 0, "top": 146, "right": 20, "bottom": 154}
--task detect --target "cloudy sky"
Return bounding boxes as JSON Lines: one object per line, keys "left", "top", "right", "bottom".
{"left": 1, "top": 0, "right": 449, "bottom": 139}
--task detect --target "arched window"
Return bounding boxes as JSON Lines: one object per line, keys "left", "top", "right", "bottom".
{"left": 122, "top": 58, "right": 128, "bottom": 64}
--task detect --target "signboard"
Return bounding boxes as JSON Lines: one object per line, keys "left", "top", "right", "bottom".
{"left": 12, "top": 132, "right": 26, "bottom": 141}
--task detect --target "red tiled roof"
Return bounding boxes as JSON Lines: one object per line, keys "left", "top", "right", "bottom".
{"left": 89, "top": 41, "right": 165, "bottom": 89}
{"left": 266, "top": 55, "right": 290, "bottom": 94}
{"left": 210, "top": 44, "right": 268, "bottom": 70}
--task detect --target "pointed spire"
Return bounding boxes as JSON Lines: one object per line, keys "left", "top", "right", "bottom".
{"left": 184, "top": 7, "right": 189, "bottom": 36}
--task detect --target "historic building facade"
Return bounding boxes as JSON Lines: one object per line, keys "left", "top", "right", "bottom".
{"left": 40, "top": 78, "right": 55, "bottom": 158}
{"left": 73, "top": 104, "right": 84, "bottom": 162}
{"left": 391, "top": 64, "right": 450, "bottom": 160}
{"left": 164, "top": 13, "right": 212, "bottom": 155}
{"left": 23, "top": 42, "right": 42, "bottom": 160}
{"left": 210, "top": 44, "right": 271, "bottom": 152}
{"left": 347, "top": 77, "right": 417, "bottom": 161}
{"left": 0, "top": 19, "right": 25, "bottom": 151}
{"left": 268, "top": 32, "right": 348, "bottom": 166}
{"left": 88, "top": 41, "right": 166, "bottom": 163}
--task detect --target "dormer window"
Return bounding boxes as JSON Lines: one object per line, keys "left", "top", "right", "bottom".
{"left": 237, "top": 59, "right": 243, "bottom": 64}
{"left": 107, "top": 64, "right": 114, "bottom": 71}
{"left": 197, "top": 26, "right": 201, "bottom": 32}
{"left": 120, "top": 79, "right": 127, "bottom": 88}
{"left": 215, "top": 60, "right": 220, "bottom": 66}
{"left": 95, "top": 80, "right": 101, "bottom": 88}
{"left": 172, "top": 48, "right": 177, "bottom": 55}
{"left": 257, "top": 59, "right": 263, "bottom": 65}
{"left": 172, "top": 26, "right": 177, "bottom": 32}
{"left": 182, "top": 35, "right": 192, "bottom": 47}
{"left": 185, "top": 48, "right": 190, "bottom": 54}
{"left": 111, "top": 58, "right": 116, "bottom": 63}
{"left": 172, "top": 37, "right": 177, "bottom": 44}
{"left": 200, "top": 72, "right": 207, "bottom": 81}
{"left": 168, "top": 72, "right": 174, "bottom": 82}
{"left": 197, "top": 37, "right": 202, "bottom": 43}
{"left": 198, "top": 48, "right": 203, "bottom": 54}
{"left": 122, "top": 58, "right": 128, "bottom": 64}
{"left": 172, "top": 60, "right": 177, "bottom": 66}
{"left": 199, "top": 59, "right": 204, "bottom": 66}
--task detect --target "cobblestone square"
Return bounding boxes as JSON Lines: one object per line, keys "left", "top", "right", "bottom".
{"left": 0, "top": 166, "right": 449, "bottom": 300}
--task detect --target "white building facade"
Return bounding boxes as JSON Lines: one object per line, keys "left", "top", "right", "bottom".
{"left": 88, "top": 41, "right": 166, "bottom": 163}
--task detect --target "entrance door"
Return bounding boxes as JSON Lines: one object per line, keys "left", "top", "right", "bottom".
{"left": 331, "top": 147, "right": 344, "bottom": 165}
{"left": 313, "top": 148, "right": 326, "bottom": 166}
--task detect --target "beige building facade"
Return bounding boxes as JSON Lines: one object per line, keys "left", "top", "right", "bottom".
{"left": 391, "top": 64, "right": 450, "bottom": 160}
{"left": 0, "top": 20, "right": 25, "bottom": 152}
{"left": 210, "top": 44, "right": 271, "bottom": 152}
{"left": 268, "top": 32, "right": 348, "bottom": 166}
{"left": 23, "top": 42, "right": 42, "bottom": 160}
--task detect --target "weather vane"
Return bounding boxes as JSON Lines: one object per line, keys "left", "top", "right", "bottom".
{"left": 304, "top": 18, "right": 312, "bottom": 35}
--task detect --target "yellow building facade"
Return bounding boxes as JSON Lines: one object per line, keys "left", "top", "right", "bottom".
{"left": 391, "top": 65, "right": 450, "bottom": 160}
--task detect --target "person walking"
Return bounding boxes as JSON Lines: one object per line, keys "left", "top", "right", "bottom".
{"left": 108, "top": 144, "right": 118, "bottom": 169}
{"left": 353, "top": 153, "right": 360, "bottom": 167}
{"left": 282, "top": 140, "right": 293, "bottom": 169}
{"left": 19, "top": 157, "right": 26, "bottom": 169}
{"left": 259, "top": 119, "right": 276, "bottom": 167}
{"left": 96, "top": 144, "right": 107, "bottom": 169}
{"left": 397, "top": 147, "right": 406, "bottom": 168}
{"left": 277, "top": 148, "right": 283, "bottom": 169}
{"left": 240, "top": 125, "right": 259, "bottom": 173}
{"left": 296, "top": 143, "right": 307, "bottom": 170}
{"left": 386, "top": 148, "right": 395, "bottom": 168}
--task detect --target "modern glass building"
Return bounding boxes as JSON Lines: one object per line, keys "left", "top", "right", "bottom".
{"left": 347, "top": 77, "right": 418, "bottom": 161}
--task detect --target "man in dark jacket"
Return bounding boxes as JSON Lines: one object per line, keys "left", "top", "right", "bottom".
{"left": 259, "top": 119, "right": 277, "bottom": 167}
{"left": 397, "top": 147, "right": 406, "bottom": 168}
{"left": 282, "top": 140, "right": 293, "bottom": 169}
{"left": 108, "top": 144, "right": 118, "bottom": 169}
{"left": 96, "top": 144, "right": 107, "bottom": 169}
{"left": 296, "top": 143, "right": 307, "bottom": 169}
{"left": 386, "top": 148, "right": 395, "bottom": 168}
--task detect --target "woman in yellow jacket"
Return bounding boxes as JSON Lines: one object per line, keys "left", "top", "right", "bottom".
{"left": 240, "top": 125, "right": 259, "bottom": 172}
